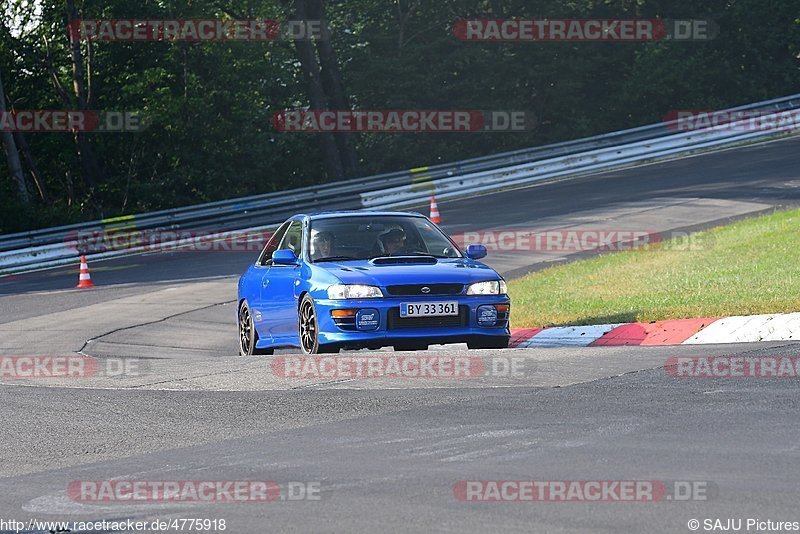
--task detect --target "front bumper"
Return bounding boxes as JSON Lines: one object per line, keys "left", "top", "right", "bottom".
{"left": 314, "top": 295, "right": 511, "bottom": 348}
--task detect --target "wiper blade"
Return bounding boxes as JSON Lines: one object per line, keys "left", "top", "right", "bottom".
{"left": 315, "top": 256, "right": 361, "bottom": 262}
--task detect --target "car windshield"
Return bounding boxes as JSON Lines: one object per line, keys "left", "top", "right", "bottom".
{"left": 308, "top": 216, "right": 462, "bottom": 262}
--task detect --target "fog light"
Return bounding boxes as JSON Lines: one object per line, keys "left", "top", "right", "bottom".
{"left": 477, "top": 305, "right": 498, "bottom": 326}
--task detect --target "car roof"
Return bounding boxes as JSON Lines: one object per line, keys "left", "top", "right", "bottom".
{"left": 295, "top": 210, "right": 427, "bottom": 221}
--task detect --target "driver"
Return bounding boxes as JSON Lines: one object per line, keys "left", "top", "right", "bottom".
{"left": 311, "top": 231, "right": 335, "bottom": 260}
{"left": 378, "top": 227, "right": 407, "bottom": 255}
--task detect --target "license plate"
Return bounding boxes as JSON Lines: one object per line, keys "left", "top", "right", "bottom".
{"left": 400, "top": 301, "right": 458, "bottom": 317}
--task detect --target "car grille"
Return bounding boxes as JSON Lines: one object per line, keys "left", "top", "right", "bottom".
{"left": 385, "top": 283, "right": 464, "bottom": 296}
{"left": 387, "top": 306, "right": 469, "bottom": 329}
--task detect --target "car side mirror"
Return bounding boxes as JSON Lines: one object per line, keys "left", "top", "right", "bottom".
{"left": 272, "top": 249, "right": 299, "bottom": 265}
{"left": 465, "top": 244, "right": 487, "bottom": 260}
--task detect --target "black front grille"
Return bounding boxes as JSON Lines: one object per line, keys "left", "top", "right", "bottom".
{"left": 386, "top": 283, "right": 464, "bottom": 296}
{"left": 387, "top": 306, "right": 468, "bottom": 329}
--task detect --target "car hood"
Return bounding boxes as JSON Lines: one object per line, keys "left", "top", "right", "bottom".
{"left": 318, "top": 258, "right": 501, "bottom": 287}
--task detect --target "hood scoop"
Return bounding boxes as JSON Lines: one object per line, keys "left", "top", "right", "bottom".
{"left": 370, "top": 256, "right": 438, "bottom": 265}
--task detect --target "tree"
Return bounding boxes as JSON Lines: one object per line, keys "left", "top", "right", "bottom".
{"left": 0, "top": 69, "right": 29, "bottom": 204}
{"left": 65, "top": 0, "right": 105, "bottom": 215}
{"left": 308, "top": 0, "right": 358, "bottom": 175}
{"left": 291, "top": 0, "right": 345, "bottom": 180}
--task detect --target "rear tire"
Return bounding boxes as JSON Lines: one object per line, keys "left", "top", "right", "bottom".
{"left": 467, "top": 336, "right": 510, "bottom": 350}
{"left": 239, "top": 301, "right": 274, "bottom": 356}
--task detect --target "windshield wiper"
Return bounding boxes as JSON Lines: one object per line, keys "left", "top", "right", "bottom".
{"left": 314, "top": 256, "right": 361, "bottom": 262}
{"left": 407, "top": 252, "right": 449, "bottom": 258}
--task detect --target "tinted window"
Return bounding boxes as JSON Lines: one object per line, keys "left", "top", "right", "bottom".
{"left": 309, "top": 216, "right": 461, "bottom": 262}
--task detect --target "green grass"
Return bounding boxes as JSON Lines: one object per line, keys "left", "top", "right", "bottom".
{"left": 508, "top": 208, "right": 800, "bottom": 328}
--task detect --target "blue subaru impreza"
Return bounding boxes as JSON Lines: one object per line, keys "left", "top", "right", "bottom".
{"left": 237, "top": 211, "right": 510, "bottom": 355}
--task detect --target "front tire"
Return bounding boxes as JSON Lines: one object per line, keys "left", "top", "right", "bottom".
{"left": 239, "top": 301, "right": 273, "bottom": 356}
{"left": 299, "top": 294, "right": 337, "bottom": 354}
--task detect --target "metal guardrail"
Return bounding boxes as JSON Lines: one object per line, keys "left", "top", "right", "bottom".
{"left": 361, "top": 113, "right": 800, "bottom": 209}
{"left": 2, "top": 93, "right": 800, "bottom": 274}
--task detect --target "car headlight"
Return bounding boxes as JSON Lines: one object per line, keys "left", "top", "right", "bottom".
{"left": 466, "top": 280, "right": 507, "bottom": 295}
{"left": 327, "top": 284, "right": 384, "bottom": 299}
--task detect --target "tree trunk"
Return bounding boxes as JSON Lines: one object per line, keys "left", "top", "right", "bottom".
{"left": 0, "top": 70, "right": 29, "bottom": 204}
{"left": 66, "top": 0, "right": 104, "bottom": 214}
{"left": 292, "top": 0, "right": 344, "bottom": 181}
{"left": 307, "top": 0, "right": 358, "bottom": 176}
{"left": 14, "top": 130, "right": 50, "bottom": 203}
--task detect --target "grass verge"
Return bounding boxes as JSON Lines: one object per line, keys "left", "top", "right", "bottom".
{"left": 508, "top": 208, "right": 800, "bottom": 328}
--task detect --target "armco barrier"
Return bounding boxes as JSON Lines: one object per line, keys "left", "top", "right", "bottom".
{"left": 0, "top": 225, "right": 281, "bottom": 273}
{"left": 1, "top": 93, "right": 800, "bottom": 274}
{"left": 361, "top": 113, "right": 800, "bottom": 209}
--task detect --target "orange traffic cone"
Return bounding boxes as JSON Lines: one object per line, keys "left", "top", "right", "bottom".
{"left": 429, "top": 196, "right": 441, "bottom": 224}
{"left": 76, "top": 255, "right": 94, "bottom": 288}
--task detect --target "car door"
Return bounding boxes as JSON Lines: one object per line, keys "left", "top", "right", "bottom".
{"left": 262, "top": 220, "right": 304, "bottom": 344}
{"left": 251, "top": 221, "right": 291, "bottom": 342}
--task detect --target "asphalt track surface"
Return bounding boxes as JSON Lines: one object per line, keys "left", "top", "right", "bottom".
{"left": 1, "top": 136, "right": 800, "bottom": 533}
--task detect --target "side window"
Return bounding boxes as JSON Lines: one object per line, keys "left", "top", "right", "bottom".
{"left": 258, "top": 222, "right": 290, "bottom": 266}
{"left": 278, "top": 221, "right": 304, "bottom": 258}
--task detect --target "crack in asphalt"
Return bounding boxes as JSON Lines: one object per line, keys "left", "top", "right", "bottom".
{"left": 76, "top": 299, "right": 235, "bottom": 356}
{"left": 86, "top": 339, "right": 225, "bottom": 352}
